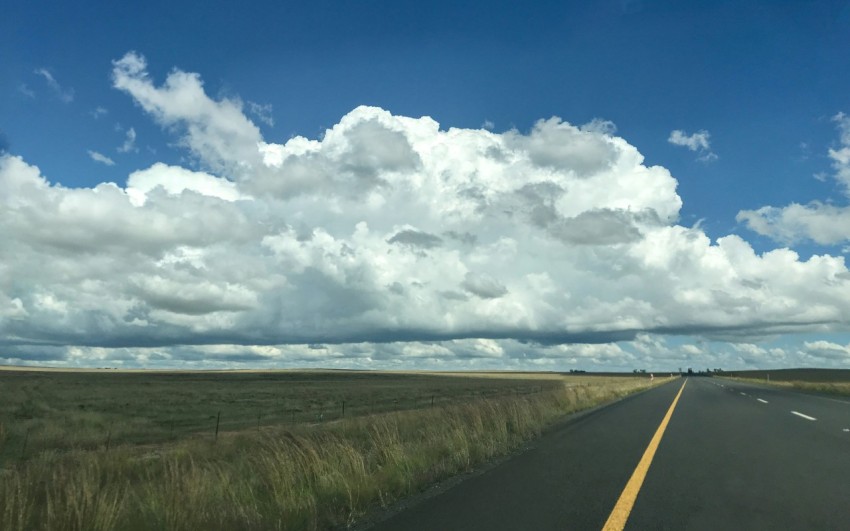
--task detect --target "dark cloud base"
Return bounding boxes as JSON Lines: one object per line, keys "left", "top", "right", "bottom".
{"left": 3, "top": 317, "right": 840, "bottom": 351}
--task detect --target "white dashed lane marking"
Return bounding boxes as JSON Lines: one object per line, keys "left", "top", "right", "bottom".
{"left": 757, "top": 398, "right": 768, "bottom": 404}
{"left": 791, "top": 411, "right": 817, "bottom": 421}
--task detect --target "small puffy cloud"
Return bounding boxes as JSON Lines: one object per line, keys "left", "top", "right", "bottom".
{"left": 802, "top": 340, "right": 850, "bottom": 361}
{"left": 668, "top": 129, "right": 717, "bottom": 162}
{"left": 91, "top": 107, "right": 108, "bottom": 119}
{"left": 118, "top": 127, "right": 137, "bottom": 153}
{"left": 87, "top": 150, "right": 115, "bottom": 166}
{"left": 736, "top": 202, "right": 850, "bottom": 245}
{"left": 34, "top": 68, "right": 74, "bottom": 103}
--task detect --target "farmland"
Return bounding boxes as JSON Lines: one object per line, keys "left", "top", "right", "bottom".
{"left": 0, "top": 368, "right": 665, "bottom": 530}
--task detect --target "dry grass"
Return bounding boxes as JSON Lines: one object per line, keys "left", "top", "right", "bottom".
{"left": 726, "top": 377, "right": 850, "bottom": 397}
{"left": 724, "top": 368, "right": 850, "bottom": 397}
{"left": 0, "top": 373, "right": 667, "bottom": 530}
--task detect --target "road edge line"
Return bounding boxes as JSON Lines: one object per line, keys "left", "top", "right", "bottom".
{"left": 601, "top": 379, "right": 688, "bottom": 531}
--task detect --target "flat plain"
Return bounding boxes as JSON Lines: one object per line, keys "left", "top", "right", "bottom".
{"left": 0, "top": 367, "right": 659, "bottom": 530}
{"left": 0, "top": 367, "right": 571, "bottom": 464}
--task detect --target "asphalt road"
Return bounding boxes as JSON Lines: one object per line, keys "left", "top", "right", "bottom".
{"left": 366, "top": 377, "right": 850, "bottom": 531}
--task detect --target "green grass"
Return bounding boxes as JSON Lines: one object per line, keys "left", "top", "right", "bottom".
{"left": 0, "top": 368, "right": 563, "bottom": 466}
{"left": 0, "top": 368, "right": 667, "bottom": 530}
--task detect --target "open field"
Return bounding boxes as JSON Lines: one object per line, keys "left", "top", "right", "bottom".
{"left": 723, "top": 368, "right": 850, "bottom": 397}
{"left": 0, "top": 368, "right": 568, "bottom": 465}
{"left": 0, "top": 368, "right": 665, "bottom": 530}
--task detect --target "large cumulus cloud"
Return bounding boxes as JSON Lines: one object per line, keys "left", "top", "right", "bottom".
{"left": 2, "top": 52, "right": 850, "bottom": 369}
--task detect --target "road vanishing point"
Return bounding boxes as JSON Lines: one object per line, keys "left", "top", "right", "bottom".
{"left": 366, "top": 377, "right": 850, "bottom": 530}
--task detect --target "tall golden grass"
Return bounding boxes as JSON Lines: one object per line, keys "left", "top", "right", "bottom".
{"left": 0, "top": 377, "right": 665, "bottom": 530}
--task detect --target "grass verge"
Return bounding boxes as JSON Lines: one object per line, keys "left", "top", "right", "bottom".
{"left": 724, "top": 377, "right": 850, "bottom": 397}
{"left": 0, "top": 375, "right": 667, "bottom": 530}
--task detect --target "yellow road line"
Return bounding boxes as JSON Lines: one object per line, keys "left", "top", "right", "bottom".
{"left": 602, "top": 379, "right": 688, "bottom": 531}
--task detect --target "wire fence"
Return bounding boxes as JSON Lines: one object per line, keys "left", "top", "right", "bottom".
{"left": 1, "top": 383, "right": 558, "bottom": 463}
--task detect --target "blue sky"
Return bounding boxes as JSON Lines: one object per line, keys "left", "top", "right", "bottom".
{"left": 4, "top": 1, "right": 849, "bottom": 250}
{"left": 2, "top": 0, "right": 850, "bottom": 370}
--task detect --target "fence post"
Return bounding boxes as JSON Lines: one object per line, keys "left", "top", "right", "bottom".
{"left": 341, "top": 400, "right": 345, "bottom": 418}
{"left": 214, "top": 411, "right": 221, "bottom": 442}
{"left": 257, "top": 412, "right": 261, "bottom": 432}
{"left": 105, "top": 429, "right": 111, "bottom": 451}
{"left": 431, "top": 395, "right": 435, "bottom": 407}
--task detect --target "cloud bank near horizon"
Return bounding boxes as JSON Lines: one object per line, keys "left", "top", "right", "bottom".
{"left": 2, "top": 52, "right": 850, "bottom": 368}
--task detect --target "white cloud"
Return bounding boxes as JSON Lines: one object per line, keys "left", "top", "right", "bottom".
{"left": 125, "top": 162, "right": 244, "bottom": 206}
{"left": 802, "top": 340, "right": 850, "bottom": 361}
{"left": 87, "top": 150, "right": 115, "bottom": 166}
{"left": 738, "top": 114, "right": 850, "bottom": 245}
{"left": 247, "top": 101, "right": 274, "bottom": 127}
{"left": 118, "top": 127, "right": 137, "bottom": 153}
{"left": 668, "top": 130, "right": 710, "bottom": 151}
{"left": 731, "top": 342, "right": 768, "bottom": 357}
{"left": 828, "top": 112, "right": 850, "bottom": 192}
{"left": 34, "top": 68, "right": 74, "bottom": 103}
{"left": 91, "top": 107, "right": 108, "bottom": 119}
{"left": 581, "top": 118, "right": 617, "bottom": 135}
{"left": 668, "top": 129, "right": 717, "bottom": 161}
{"left": 681, "top": 344, "right": 703, "bottom": 356}
{"left": 18, "top": 84, "right": 35, "bottom": 98}
{"left": 5, "top": 335, "right": 846, "bottom": 371}
{"left": 111, "top": 52, "right": 262, "bottom": 173}
{"left": 736, "top": 202, "right": 850, "bottom": 245}
{"left": 2, "top": 53, "right": 850, "bottom": 369}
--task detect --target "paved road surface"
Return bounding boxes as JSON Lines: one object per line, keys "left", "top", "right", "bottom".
{"left": 367, "top": 377, "right": 850, "bottom": 530}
